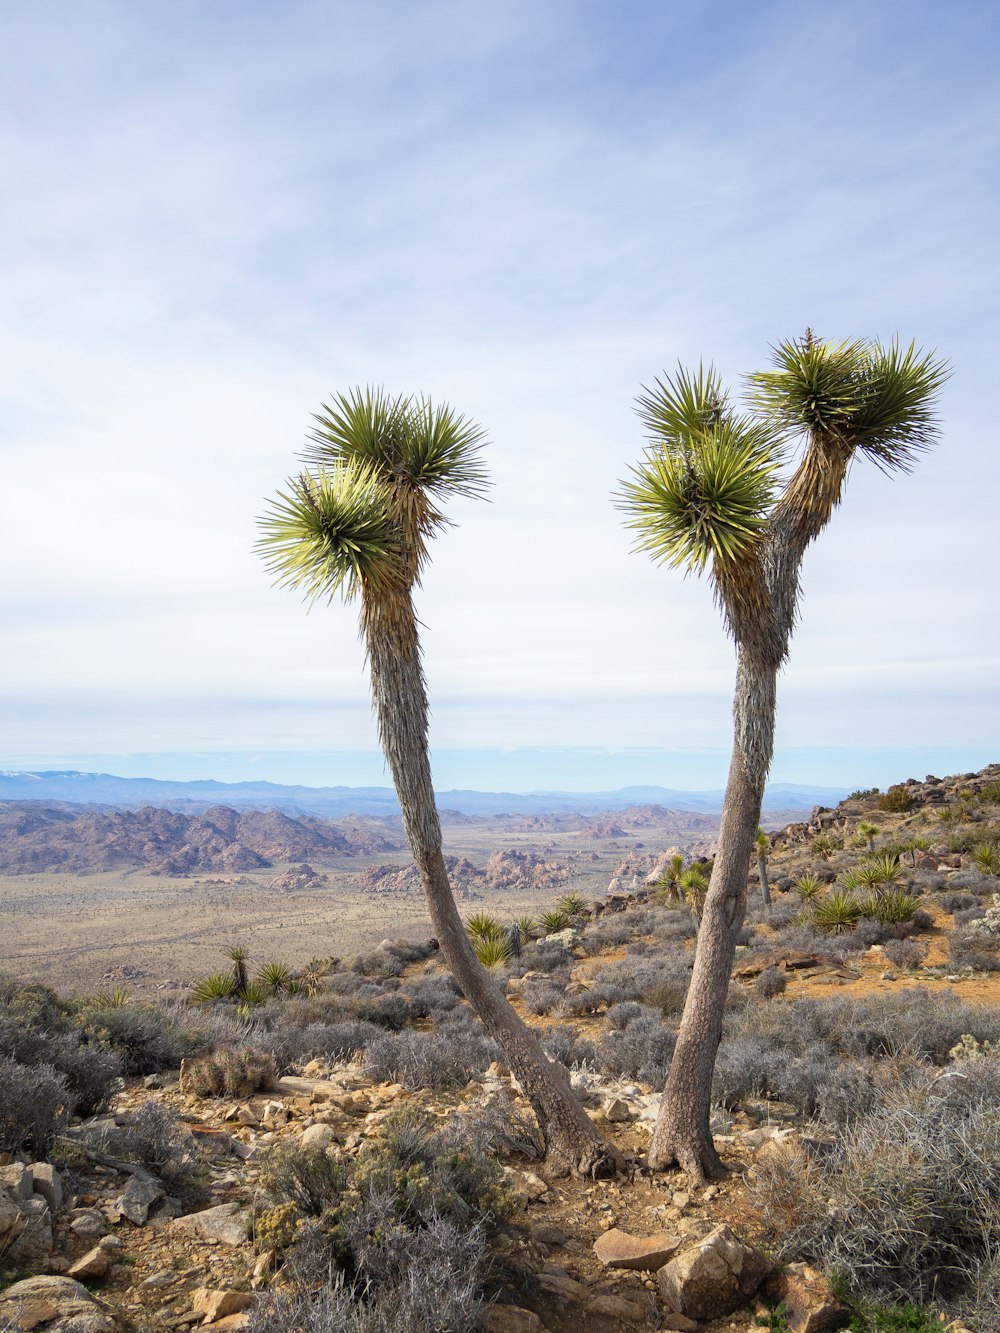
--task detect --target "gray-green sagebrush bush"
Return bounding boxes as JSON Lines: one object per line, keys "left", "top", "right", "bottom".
{"left": 749, "top": 1058, "right": 1000, "bottom": 1312}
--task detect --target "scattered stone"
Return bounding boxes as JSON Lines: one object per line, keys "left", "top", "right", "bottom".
{"left": 67, "top": 1245, "right": 111, "bottom": 1280}
{"left": 593, "top": 1227, "right": 680, "bottom": 1270}
{"left": 70, "top": 1208, "right": 108, "bottom": 1239}
{"left": 299, "top": 1123, "right": 336, "bottom": 1150}
{"left": 29, "top": 1163, "right": 62, "bottom": 1213}
{"left": 190, "top": 1289, "right": 256, "bottom": 1323}
{"left": 169, "top": 1202, "right": 251, "bottom": 1247}
{"left": 481, "top": 1306, "right": 547, "bottom": 1333}
{"left": 0, "top": 1162, "right": 33, "bottom": 1204}
{"left": 762, "top": 1263, "right": 849, "bottom": 1333}
{"left": 603, "top": 1098, "right": 632, "bottom": 1123}
{"left": 113, "top": 1175, "right": 165, "bottom": 1225}
{"left": 659, "top": 1315, "right": 699, "bottom": 1332}
{"left": 656, "top": 1224, "right": 771, "bottom": 1320}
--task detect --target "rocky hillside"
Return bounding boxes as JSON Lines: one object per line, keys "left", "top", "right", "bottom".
{"left": 0, "top": 803, "right": 401, "bottom": 875}
{"left": 353, "top": 849, "right": 573, "bottom": 899}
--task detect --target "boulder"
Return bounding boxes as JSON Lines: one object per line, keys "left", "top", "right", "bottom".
{"left": 29, "top": 1163, "right": 62, "bottom": 1213}
{"left": 656, "top": 1224, "right": 771, "bottom": 1319}
{"left": 0, "top": 1162, "right": 34, "bottom": 1204}
{"left": 0, "top": 1276, "right": 116, "bottom": 1333}
{"left": 593, "top": 1227, "right": 680, "bottom": 1270}
{"left": 3, "top": 1196, "right": 53, "bottom": 1267}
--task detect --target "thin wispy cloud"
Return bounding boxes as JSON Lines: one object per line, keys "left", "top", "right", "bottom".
{"left": 1, "top": 0, "right": 997, "bottom": 787}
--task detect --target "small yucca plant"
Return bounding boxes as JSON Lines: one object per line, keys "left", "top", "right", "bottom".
{"left": 191, "top": 973, "right": 237, "bottom": 1004}
{"left": 856, "top": 820, "right": 879, "bottom": 853}
{"left": 862, "top": 889, "right": 921, "bottom": 925}
{"left": 513, "top": 914, "right": 538, "bottom": 943}
{"left": 539, "top": 906, "right": 571, "bottom": 934}
{"left": 856, "top": 851, "right": 902, "bottom": 889}
{"left": 474, "top": 935, "right": 512, "bottom": 968}
{"left": 813, "top": 889, "right": 862, "bottom": 933}
{"left": 465, "top": 911, "right": 504, "bottom": 941}
{"left": 810, "top": 833, "right": 840, "bottom": 860}
{"left": 237, "top": 980, "right": 268, "bottom": 1011}
{"left": 557, "top": 893, "right": 589, "bottom": 919}
{"left": 972, "top": 843, "right": 1000, "bottom": 876}
{"left": 794, "top": 874, "right": 823, "bottom": 900}
{"left": 257, "top": 961, "right": 293, "bottom": 995}
{"left": 92, "top": 986, "right": 129, "bottom": 1009}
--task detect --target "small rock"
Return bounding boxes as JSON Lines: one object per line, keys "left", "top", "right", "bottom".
{"left": 70, "top": 1208, "right": 108, "bottom": 1239}
{"left": 0, "top": 1162, "right": 34, "bottom": 1204}
{"left": 604, "top": 1098, "right": 632, "bottom": 1123}
{"left": 67, "top": 1245, "right": 111, "bottom": 1280}
{"left": 169, "top": 1202, "right": 251, "bottom": 1247}
{"left": 671, "top": 1191, "right": 690, "bottom": 1210}
{"left": 144, "top": 1073, "right": 164, "bottom": 1089}
{"left": 190, "top": 1289, "right": 256, "bottom": 1323}
{"left": 762, "top": 1263, "right": 849, "bottom": 1333}
{"left": 140, "top": 1270, "right": 178, "bottom": 1290}
{"left": 593, "top": 1227, "right": 680, "bottom": 1270}
{"left": 0, "top": 1276, "right": 116, "bottom": 1333}
{"left": 660, "top": 1314, "right": 699, "bottom": 1332}
{"left": 480, "top": 1305, "right": 546, "bottom": 1333}
{"left": 30, "top": 1163, "right": 63, "bottom": 1213}
{"left": 299, "top": 1123, "right": 336, "bottom": 1150}
{"left": 113, "top": 1175, "right": 165, "bottom": 1225}
{"left": 656, "top": 1224, "right": 771, "bottom": 1320}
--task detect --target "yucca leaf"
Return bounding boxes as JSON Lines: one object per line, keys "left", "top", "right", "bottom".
{"left": 255, "top": 460, "right": 403, "bottom": 605}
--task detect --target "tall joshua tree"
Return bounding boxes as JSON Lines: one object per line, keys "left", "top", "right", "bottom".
{"left": 618, "top": 335, "right": 947, "bottom": 1181}
{"left": 257, "top": 387, "right": 621, "bottom": 1177}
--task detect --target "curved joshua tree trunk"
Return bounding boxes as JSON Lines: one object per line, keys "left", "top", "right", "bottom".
{"left": 648, "top": 653, "right": 777, "bottom": 1181}
{"left": 362, "top": 588, "right": 623, "bottom": 1178}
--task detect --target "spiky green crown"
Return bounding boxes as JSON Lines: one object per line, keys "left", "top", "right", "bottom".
{"left": 617, "top": 364, "right": 782, "bottom": 575}
{"left": 255, "top": 460, "right": 403, "bottom": 605}
{"left": 749, "top": 333, "right": 949, "bottom": 472}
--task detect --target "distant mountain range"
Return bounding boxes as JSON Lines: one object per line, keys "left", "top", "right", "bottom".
{"left": 0, "top": 770, "right": 849, "bottom": 817}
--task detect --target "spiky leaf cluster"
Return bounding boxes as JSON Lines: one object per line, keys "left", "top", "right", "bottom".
{"left": 618, "top": 365, "right": 782, "bottom": 577}
{"left": 256, "top": 461, "right": 402, "bottom": 605}
{"left": 749, "top": 334, "right": 949, "bottom": 473}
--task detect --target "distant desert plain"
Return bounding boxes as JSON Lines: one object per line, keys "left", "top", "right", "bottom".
{"left": 0, "top": 805, "right": 756, "bottom": 996}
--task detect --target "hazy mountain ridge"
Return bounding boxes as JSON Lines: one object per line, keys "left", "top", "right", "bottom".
{"left": 0, "top": 769, "right": 848, "bottom": 817}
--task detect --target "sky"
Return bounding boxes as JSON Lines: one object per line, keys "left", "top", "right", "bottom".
{"left": 2, "top": 0, "right": 998, "bottom": 794}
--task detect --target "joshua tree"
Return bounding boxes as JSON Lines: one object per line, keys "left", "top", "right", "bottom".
{"left": 618, "top": 335, "right": 947, "bottom": 1180}
{"left": 754, "top": 827, "right": 772, "bottom": 909}
{"left": 257, "top": 387, "right": 621, "bottom": 1177}
{"left": 857, "top": 819, "right": 879, "bottom": 853}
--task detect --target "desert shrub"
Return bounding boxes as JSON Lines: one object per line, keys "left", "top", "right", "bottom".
{"left": 0, "top": 975, "right": 73, "bottom": 1031}
{"left": 363, "top": 1030, "right": 491, "bottom": 1091}
{"left": 0, "top": 1010, "right": 121, "bottom": 1116}
{"left": 117, "top": 1100, "right": 209, "bottom": 1205}
{"left": 452, "top": 1089, "right": 543, "bottom": 1162}
{"left": 183, "top": 1047, "right": 276, "bottom": 1097}
{"left": 764, "top": 921, "right": 848, "bottom": 958}
{"left": 540, "top": 1025, "right": 596, "bottom": 1069}
{"left": 949, "top": 930, "right": 1000, "bottom": 973}
{"left": 953, "top": 905, "right": 986, "bottom": 927}
{"left": 597, "top": 1013, "right": 675, "bottom": 1085}
{"left": 348, "top": 991, "right": 414, "bottom": 1030}
{"left": 505, "top": 940, "right": 572, "bottom": 978}
{"left": 877, "top": 784, "right": 915, "bottom": 814}
{"left": 651, "top": 909, "right": 699, "bottom": 943}
{"left": 520, "top": 979, "right": 565, "bottom": 1016}
{"left": 0, "top": 1056, "right": 69, "bottom": 1156}
{"left": 941, "top": 890, "right": 980, "bottom": 913}
{"left": 755, "top": 967, "right": 787, "bottom": 999}
{"left": 582, "top": 914, "right": 644, "bottom": 951}
{"left": 249, "top": 1109, "right": 506, "bottom": 1333}
{"left": 748, "top": 1064, "right": 1000, "bottom": 1308}
{"left": 883, "top": 939, "right": 928, "bottom": 970}
{"left": 80, "top": 1002, "right": 187, "bottom": 1075}
{"left": 259, "top": 1140, "right": 349, "bottom": 1217}
{"left": 399, "top": 974, "right": 462, "bottom": 1017}
{"left": 288, "top": 1020, "right": 384, "bottom": 1064}
{"left": 642, "top": 975, "right": 690, "bottom": 1015}
{"left": 588, "top": 954, "right": 689, "bottom": 1009}
{"left": 605, "top": 1000, "right": 649, "bottom": 1030}
{"left": 943, "top": 868, "right": 994, "bottom": 894}
{"left": 713, "top": 1034, "right": 877, "bottom": 1125}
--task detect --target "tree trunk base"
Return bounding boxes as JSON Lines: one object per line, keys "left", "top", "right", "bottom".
{"left": 647, "top": 1123, "right": 727, "bottom": 1186}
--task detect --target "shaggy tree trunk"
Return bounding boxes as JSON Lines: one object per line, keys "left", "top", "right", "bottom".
{"left": 648, "top": 654, "right": 777, "bottom": 1183}
{"left": 362, "top": 591, "right": 622, "bottom": 1178}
